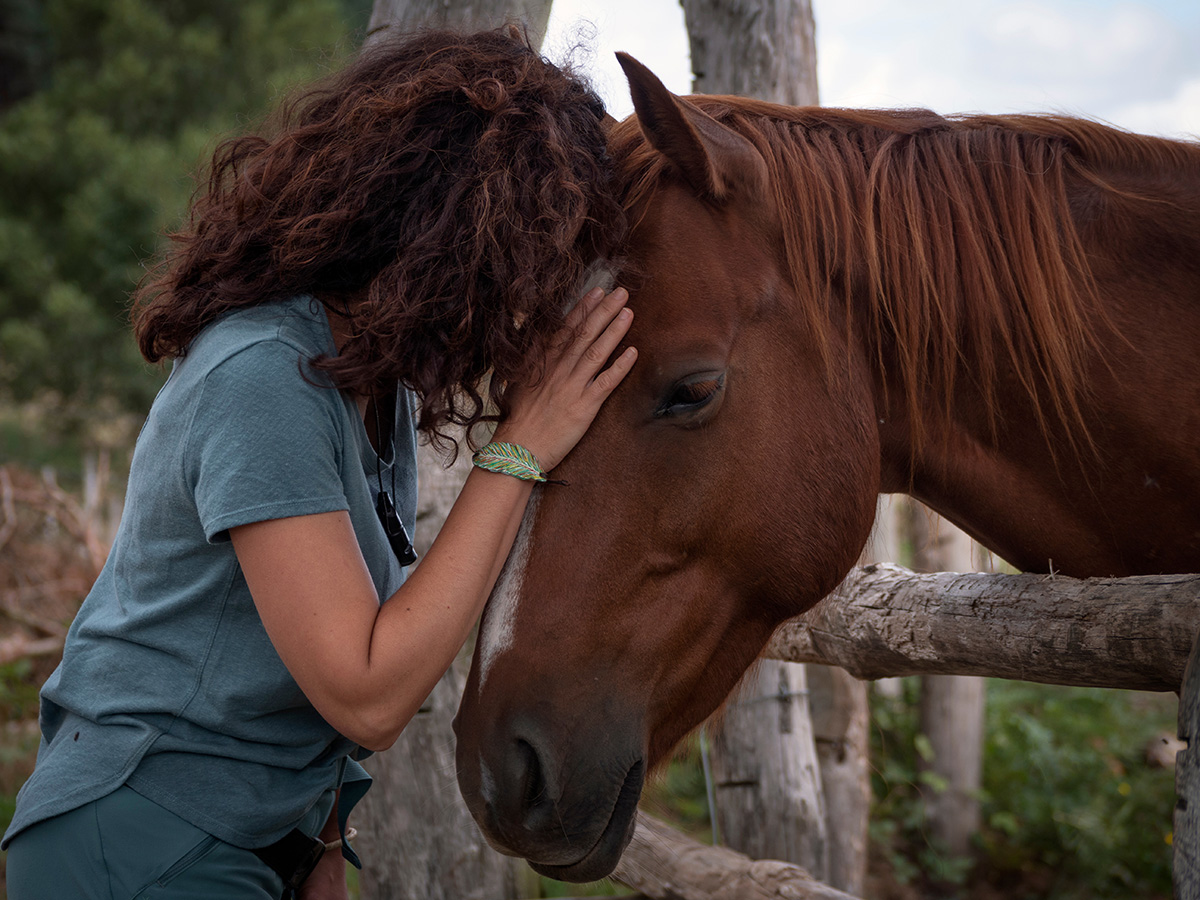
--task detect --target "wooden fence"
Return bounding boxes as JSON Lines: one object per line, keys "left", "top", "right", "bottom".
{"left": 609, "top": 565, "right": 1200, "bottom": 900}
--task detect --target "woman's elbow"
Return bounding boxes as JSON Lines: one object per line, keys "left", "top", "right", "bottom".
{"left": 331, "top": 698, "right": 413, "bottom": 751}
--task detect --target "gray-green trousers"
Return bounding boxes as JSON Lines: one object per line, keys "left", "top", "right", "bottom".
{"left": 5, "top": 785, "right": 330, "bottom": 899}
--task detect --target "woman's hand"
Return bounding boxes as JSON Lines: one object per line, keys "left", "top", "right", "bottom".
{"left": 496, "top": 286, "right": 637, "bottom": 471}
{"left": 298, "top": 855, "right": 348, "bottom": 900}
{"left": 298, "top": 804, "right": 349, "bottom": 900}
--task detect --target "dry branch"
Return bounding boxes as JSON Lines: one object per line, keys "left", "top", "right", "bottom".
{"left": 0, "top": 633, "right": 65, "bottom": 666}
{"left": 768, "top": 564, "right": 1200, "bottom": 692}
{"left": 614, "top": 812, "right": 862, "bottom": 900}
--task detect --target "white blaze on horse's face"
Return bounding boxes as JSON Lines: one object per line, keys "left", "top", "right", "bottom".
{"left": 477, "top": 490, "right": 540, "bottom": 693}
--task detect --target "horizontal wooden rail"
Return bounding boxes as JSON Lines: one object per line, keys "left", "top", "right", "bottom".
{"left": 767, "top": 564, "right": 1200, "bottom": 692}
{"left": 616, "top": 811, "right": 861, "bottom": 900}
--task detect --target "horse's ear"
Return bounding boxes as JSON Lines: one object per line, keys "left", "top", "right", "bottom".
{"left": 615, "top": 52, "right": 766, "bottom": 202}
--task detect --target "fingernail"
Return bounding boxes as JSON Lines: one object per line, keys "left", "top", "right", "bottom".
{"left": 588, "top": 287, "right": 605, "bottom": 299}
{"left": 619, "top": 307, "right": 632, "bottom": 320}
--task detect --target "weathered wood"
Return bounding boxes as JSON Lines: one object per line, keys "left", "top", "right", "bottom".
{"left": 680, "top": 0, "right": 819, "bottom": 105}
{"left": 1175, "top": 628, "right": 1200, "bottom": 897}
{"left": 357, "top": 655, "right": 519, "bottom": 900}
{"left": 768, "top": 564, "right": 1200, "bottom": 692}
{"left": 803, "top": 496, "right": 900, "bottom": 894}
{"left": 711, "top": 661, "right": 829, "bottom": 876}
{"left": 0, "top": 633, "right": 64, "bottom": 665}
{"left": 355, "top": 437, "right": 522, "bottom": 900}
{"left": 614, "top": 811, "right": 863, "bottom": 900}
{"left": 683, "top": 5, "right": 851, "bottom": 886}
{"left": 909, "top": 504, "right": 985, "bottom": 858}
{"left": 365, "top": 0, "right": 553, "bottom": 51}
{"left": 807, "top": 664, "right": 869, "bottom": 894}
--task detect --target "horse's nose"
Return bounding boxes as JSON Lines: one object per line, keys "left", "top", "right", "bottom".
{"left": 483, "top": 733, "right": 560, "bottom": 837}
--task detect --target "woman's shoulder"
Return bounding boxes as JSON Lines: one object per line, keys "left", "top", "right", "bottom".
{"left": 155, "top": 295, "right": 343, "bottom": 426}
{"left": 185, "top": 295, "right": 334, "bottom": 369}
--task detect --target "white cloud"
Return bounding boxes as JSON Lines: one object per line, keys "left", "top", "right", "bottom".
{"left": 543, "top": 0, "right": 1200, "bottom": 138}
{"left": 814, "top": 0, "right": 1200, "bottom": 134}
{"left": 1110, "top": 77, "right": 1200, "bottom": 138}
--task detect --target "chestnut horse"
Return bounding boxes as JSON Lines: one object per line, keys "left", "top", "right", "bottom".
{"left": 454, "top": 55, "right": 1200, "bottom": 882}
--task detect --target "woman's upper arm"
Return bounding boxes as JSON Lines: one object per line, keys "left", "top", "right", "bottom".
{"left": 230, "top": 511, "right": 389, "bottom": 745}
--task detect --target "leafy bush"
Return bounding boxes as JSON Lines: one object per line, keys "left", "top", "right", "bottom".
{"left": 978, "top": 681, "right": 1175, "bottom": 898}
{"left": 870, "top": 678, "right": 1177, "bottom": 899}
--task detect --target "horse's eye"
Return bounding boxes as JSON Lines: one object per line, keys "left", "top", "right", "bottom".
{"left": 656, "top": 374, "right": 725, "bottom": 418}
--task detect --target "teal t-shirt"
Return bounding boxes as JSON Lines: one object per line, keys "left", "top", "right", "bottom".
{"left": 2, "top": 295, "right": 417, "bottom": 857}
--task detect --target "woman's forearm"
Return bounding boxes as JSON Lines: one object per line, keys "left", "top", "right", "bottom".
{"left": 360, "top": 466, "right": 536, "bottom": 743}
{"left": 232, "top": 468, "right": 533, "bottom": 750}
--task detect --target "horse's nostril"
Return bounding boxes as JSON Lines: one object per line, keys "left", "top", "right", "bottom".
{"left": 515, "top": 738, "right": 546, "bottom": 811}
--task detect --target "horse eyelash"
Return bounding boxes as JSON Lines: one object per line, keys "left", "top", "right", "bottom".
{"left": 657, "top": 375, "right": 725, "bottom": 416}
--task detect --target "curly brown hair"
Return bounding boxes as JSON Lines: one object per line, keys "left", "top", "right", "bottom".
{"left": 132, "top": 26, "right": 625, "bottom": 442}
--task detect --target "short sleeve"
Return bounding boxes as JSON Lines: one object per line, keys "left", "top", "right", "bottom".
{"left": 187, "top": 340, "right": 350, "bottom": 542}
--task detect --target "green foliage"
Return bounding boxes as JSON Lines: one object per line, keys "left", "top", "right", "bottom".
{"left": 870, "top": 678, "right": 976, "bottom": 890}
{"left": 978, "top": 681, "right": 1175, "bottom": 898}
{"left": 640, "top": 736, "right": 713, "bottom": 837}
{"left": 869, "top": 678, "right": 1177, "bottom": 899}
{"left": 537, "top": 876, "right": 627, "bottom": 898}
{"left": 0, "top": 0, "right": 354, "bottom": 444}
{"left": 0, "top": 661, "right": 42, "bottom": 839}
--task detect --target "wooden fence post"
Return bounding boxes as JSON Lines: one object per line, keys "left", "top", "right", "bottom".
{"left": 906, "top": 500, "right": 986, "bottom": 859}
{"left": 711, "top": 661, "right": 830, "bottom": 877}
{"left": 1175, "top": 628, "right": 1200, "bottom": 897}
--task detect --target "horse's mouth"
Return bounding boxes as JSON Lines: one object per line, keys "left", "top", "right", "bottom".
{"left": 527, "top": 758, "right": 644, "bottom": 883}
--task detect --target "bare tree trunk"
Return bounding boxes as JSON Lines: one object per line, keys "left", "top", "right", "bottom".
{"left": 1175, "top": 630, "right": 1200, "bottom": 895}
{"left": 805, "top": 664, "right": 869, "bottom": 895}
{"left": 366, "top": 0, "right": 553, "bottom": 50}
{"left": 354, "top": 8, "right": 558, "bottom": 895}
{"left": 681, "top": 7, "right": 868, "bottom": 892}
{"left": 355, "top": 440, "right": 526, "bottom": 900}
{"left": 680, "top": 0, "right": 819, "bottom": 105}
{"left": 906, "top": 501, "right": 986, "bottom": 860}
{"left": 801, "top": 495, "right": 902, "bottom": 895}
{"left": 711, "top": 662, "right": 830, "bottom": 877}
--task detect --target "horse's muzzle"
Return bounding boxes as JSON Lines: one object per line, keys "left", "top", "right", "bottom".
{"left": 454, "top": 707, "right": 645, "bottom": 881}
{"left": 525, "top": 757, "right": 644, "bottom": 882}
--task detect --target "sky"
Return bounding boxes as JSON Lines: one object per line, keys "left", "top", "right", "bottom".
{"left": 541, "top": 0, "right": 1200, "bottom": 139}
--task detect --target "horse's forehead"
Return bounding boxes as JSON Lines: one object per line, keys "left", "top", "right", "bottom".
{"left": 624, "top": 194, "right": 782, "bottom": 335}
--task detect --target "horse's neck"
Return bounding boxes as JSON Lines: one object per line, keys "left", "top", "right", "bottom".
{"left": 874, "top": 163, "right": 1200, "bottom": 577}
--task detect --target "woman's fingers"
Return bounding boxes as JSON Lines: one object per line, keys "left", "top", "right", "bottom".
{"left": 497, "top": 284, "right": 637, "bottom": 470}
{"left": 577, "top": 304, "right": 633, "bottom": 383}
{"left": 566, "top": 286, "right": 607, "bottom": 326}
{"left": 588, "top": 344, "right": 638, "bottom": 399}
{"left": 562, "top": 287, "right": 629, "bottom": 369}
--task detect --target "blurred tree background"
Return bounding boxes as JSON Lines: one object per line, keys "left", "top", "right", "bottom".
{"left": 0, "top": 0, "right": 371, "bottom": 465}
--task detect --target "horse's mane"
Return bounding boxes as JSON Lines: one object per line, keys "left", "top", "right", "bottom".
{"left": 610, "top": 99, "right": 1200, "bottom": 450}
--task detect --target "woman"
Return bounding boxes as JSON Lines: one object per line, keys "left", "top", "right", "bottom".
{"left": 3, "top": 27, "right": 636, "bottom": 899}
